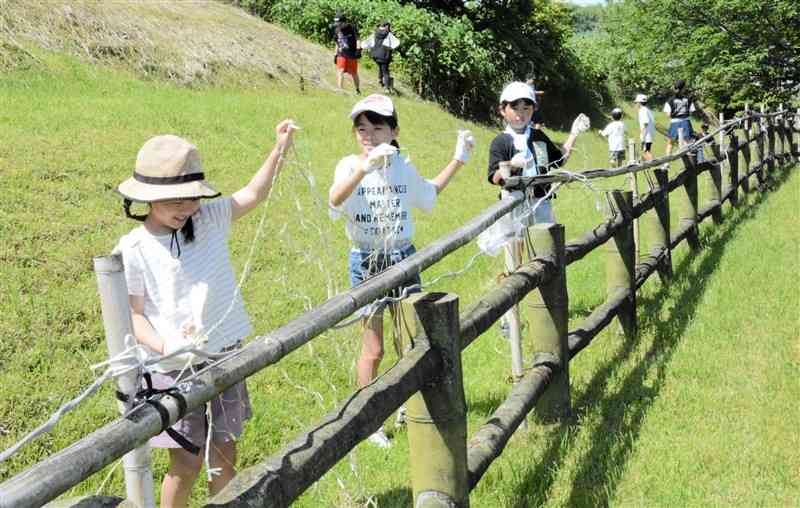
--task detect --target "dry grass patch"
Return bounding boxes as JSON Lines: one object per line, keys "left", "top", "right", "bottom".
{"left": 0, "top": 0, "right": 381, "bottom": 90}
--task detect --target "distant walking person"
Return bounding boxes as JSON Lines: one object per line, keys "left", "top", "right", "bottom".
{"left": 600, "top": 107, "right": 626, "bottom": 167}
{"left": 334, "top": 13, "right": 361, "bottom": 94}
{"left": 361, "top": 21, "right": 400, "bottom": 92}
{"left": 663, "top": 79, "right": 699, "bottom": 155}
{"left": 634, "top": 93, "right": 655, "bottom": 161}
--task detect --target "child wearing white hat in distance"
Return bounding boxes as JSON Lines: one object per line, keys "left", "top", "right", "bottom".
{"left": 600, "top": 107, "right": 626, "bottom": 167}
{"left": 115, "top": 119, "right": 295, "bottom": 507}
{"left": 329, "top": 94, "right": 474, "bottom": 448}
{"left": 634, "top": 93, "right": 656, "bottom": 161}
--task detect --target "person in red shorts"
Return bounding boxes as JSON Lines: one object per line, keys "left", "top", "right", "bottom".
{"left": 334, "top": 13, "right": 361, "bottom": 94}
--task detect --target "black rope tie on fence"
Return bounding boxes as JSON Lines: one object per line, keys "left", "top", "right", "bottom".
{"left": 116, "top": 372, "right": 200, "bottom": 455}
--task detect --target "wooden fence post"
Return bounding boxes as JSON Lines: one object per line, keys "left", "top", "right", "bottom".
{"left": 741, "top": 107, "right": 752, "bottom": 194}
{"left": 763, "top": 106, "right": 776, "bottom": 181}
{"left": 678, "top": 149, "right": 702, "bottom": 251}
{"left": 403, "top": 292, "right": 469, "bottom": 508}
{"left": 606, "top": 191, "right": 637, "bottom": 338}
{"left": 706, "top": 137, "right": 724, "bottom": 224}
{"left": 502, "top": 242, "right": 525, "bottom": 391}
{"left": 778, "top": 104, "right": 786, "bottom": 158}
{"left": 628, "top": 138, "right": 640, "bottom": 265}
{"left": 645, "top": 168, "right": 672, "bottom": 282}
{"left": 93, "top": 255, "right": 155, "bottom": 508}
{"left": 726, "top": 134, "right": 740, "bottom": 207}
{"left": 794, "top": 108, "right": 800, "bottom": 158}
{"left": 527, "top": 223, "right": 570, "bottom": 421}
{"left": 754, "top": 108, "right": 766, "bottom": 186}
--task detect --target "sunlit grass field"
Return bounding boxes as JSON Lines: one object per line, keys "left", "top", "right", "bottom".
{"left": 1, "top": 47, "right": 798, "bottom": 507}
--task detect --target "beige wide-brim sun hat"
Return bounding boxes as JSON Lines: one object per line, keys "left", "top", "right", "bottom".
{"left": 117, "top": 134, "right": 221, "bottom": 203}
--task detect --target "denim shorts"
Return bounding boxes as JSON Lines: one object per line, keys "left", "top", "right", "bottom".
{"left": 668, "top": 119, "right": 694, "bottom": 141}
{"left": 148, "top": 369, "right": 251, "bottom": 450}
{"left": 348, "top": 243, "right": 422, "bottom": 299}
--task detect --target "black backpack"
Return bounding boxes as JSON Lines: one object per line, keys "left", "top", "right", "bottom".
{"left": 371, "top": 29, "right": 392, "bottom": 63}
{"left": 336, "top": 24, "right": 360, "bottom": 59}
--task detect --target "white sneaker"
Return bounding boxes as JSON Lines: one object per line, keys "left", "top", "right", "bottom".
{"left": 394, "top": 405, "right": 407, "bottom": 429}
{"left": 367, "top": 428, "right": 392, "bottom": 448}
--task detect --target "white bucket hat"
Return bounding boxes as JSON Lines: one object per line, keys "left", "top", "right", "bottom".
{"left": 500, "top": 81, "right": 537, "bottom": 104}
{"left": 350, "top": 94, "right": 396, "bottom": 119}
{"left": 117, "top": 135, "right": 220, "bottom": 203}
{"left": 634, "top": 93, "right": 648, "bottom": 103}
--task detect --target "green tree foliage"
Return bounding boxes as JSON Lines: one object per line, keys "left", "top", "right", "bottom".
{"left": 569, "top": 5, "right": 604, "bottom": 34}
{"left": 576, "top": 0, "right": 800, "bottom": 111}
{"left": 235, "top": 0, "right": 604, "bottom": 123}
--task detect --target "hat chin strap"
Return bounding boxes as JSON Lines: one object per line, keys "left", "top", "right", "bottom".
{"left": 169, "top": 218, "right": 195, "bottom": 259}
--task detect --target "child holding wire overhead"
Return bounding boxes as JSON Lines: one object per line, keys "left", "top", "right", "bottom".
{"left": 114, "top": 120, "right": 295, "bottom": 507}
{"left": 480, "top": 81, "right": 585, "bottom": 347}
{"left": 329, "top": 94, "right": 474, "bottom": 448}
{"left": 486, "top": 82, "right": 581, "bottom": 226}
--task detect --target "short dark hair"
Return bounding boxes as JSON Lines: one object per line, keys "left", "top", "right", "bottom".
{"left": 500, "top": 98, "right": 535, "bottom": 109}
{"left": 674, "top": 79, "right": 686, "bottom": 91}
{"left": 611, "top": 109, "right": 622, "bottom": 120}
{"left": 353, "top": 109, "right": 399, "bottom": 129}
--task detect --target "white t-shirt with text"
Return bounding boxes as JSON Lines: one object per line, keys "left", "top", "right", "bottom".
{"left": 330, "top": 153, "right": 437, "bottom": 250}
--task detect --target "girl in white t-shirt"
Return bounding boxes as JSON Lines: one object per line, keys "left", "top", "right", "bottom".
{"left": 329, "top": 94, "right": 473, "bottom": 447}
{"left": 115, "top": 120, "right": 294, "bottom": 507}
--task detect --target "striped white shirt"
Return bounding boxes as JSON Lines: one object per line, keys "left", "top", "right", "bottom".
{"left": 115, "top": 198, "right": 251, "bottom": 372}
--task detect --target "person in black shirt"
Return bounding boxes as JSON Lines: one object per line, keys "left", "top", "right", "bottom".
{"left": 663, "top": 79, "right": 701, "bottom": 155}
{"left": 362, "top": 21, "right": 399, "bottom": 92}
{"left": 333, "top": 13, "right": 361, "bottom": 94}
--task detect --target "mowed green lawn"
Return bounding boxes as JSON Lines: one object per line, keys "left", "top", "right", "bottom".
{"left": 0, "top": 50, "right": 797, "bottom": 507}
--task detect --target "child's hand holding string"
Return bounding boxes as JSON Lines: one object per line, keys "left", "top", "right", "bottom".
{"left": 453, "top": 129, "right": 476, "bottom": 163}
{"left": 162, "top": 336, "right": 199, "bottom": 365}
{"left": 364, "top": 143, "right": 398, "bottom": 173}
{"left": 563, "top": 113, "right": 590, "bottom": 160}
{"left": 510, "top": 152, "right": 532, "bottom": 169}
{"left": 276, "top": 119, "right": 299, "bottom": 152}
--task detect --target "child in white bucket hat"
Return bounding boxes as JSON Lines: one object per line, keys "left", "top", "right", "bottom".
{"left": 114, "top": 119, "right": 295, "bottom": 505}
{"left": 329, "top": 94, "right": 474, "bottom": 448}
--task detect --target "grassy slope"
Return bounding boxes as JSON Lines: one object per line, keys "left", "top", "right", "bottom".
{"left": 1, "top": 3, "right": 798, "bottom": 507}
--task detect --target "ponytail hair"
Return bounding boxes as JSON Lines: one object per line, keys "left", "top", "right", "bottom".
{"left": 123, "top": 199, "right": 147, "bottom": 222}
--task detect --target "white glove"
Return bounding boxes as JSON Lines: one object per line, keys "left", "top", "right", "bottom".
{"left": 510, "top": 152, "right": 531, "bottom": 169}
{"left": 570, "top": 113, "right": 591, "bottom": 136}
{"left": 364, "top": 143, "right": 397, "bottom": 173}
{"left": 162, "top": 336, "right": 198, "bottom": 365}
{"left": 453, "top": 129, "right": 475, "bottom": 162}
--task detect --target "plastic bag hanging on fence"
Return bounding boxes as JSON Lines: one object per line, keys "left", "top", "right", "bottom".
{"left": 478, "top": 188, "right": 556, "bottom": 256}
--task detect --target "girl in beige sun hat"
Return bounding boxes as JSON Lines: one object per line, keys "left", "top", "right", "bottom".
{"left": 114, "top": 120, "right": 295, "bottom": 506}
